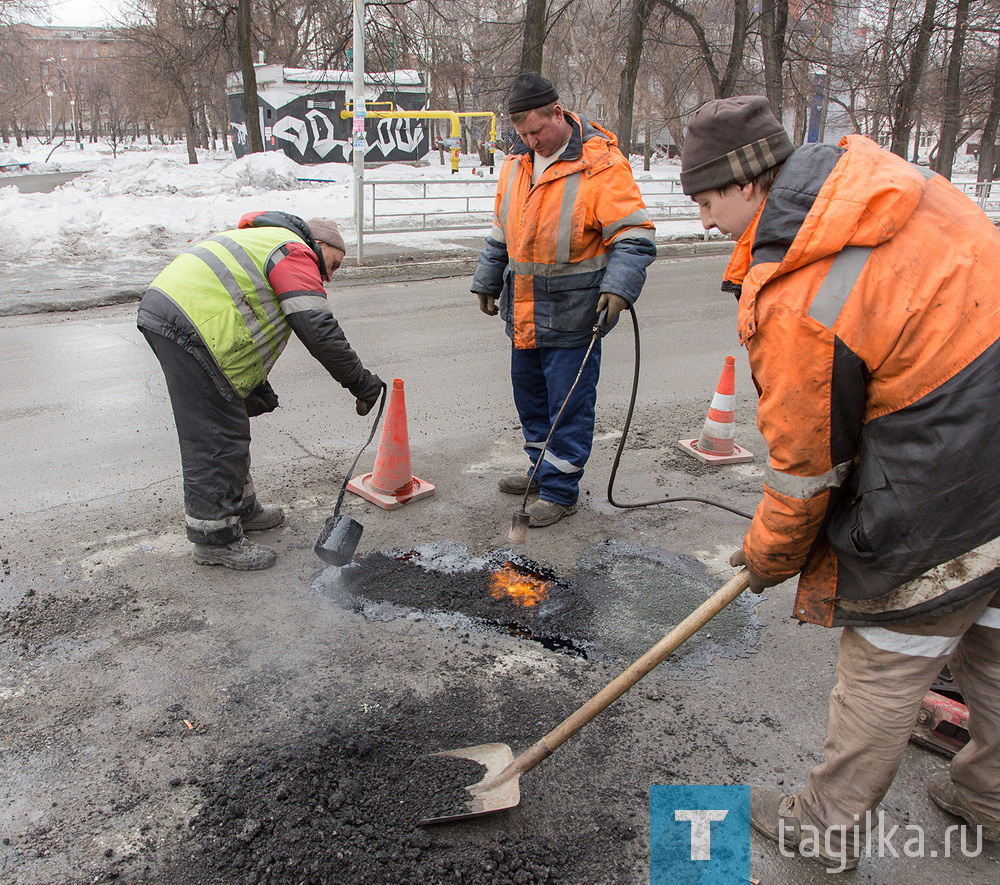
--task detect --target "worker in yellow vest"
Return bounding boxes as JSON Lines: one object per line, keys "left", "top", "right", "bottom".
{"left": 138, "top": 211, "right": 383, "bottom": 570}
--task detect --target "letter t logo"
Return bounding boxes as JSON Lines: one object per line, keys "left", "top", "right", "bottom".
{"left": 675, "top": 809, "right": 729, "bottom": 860}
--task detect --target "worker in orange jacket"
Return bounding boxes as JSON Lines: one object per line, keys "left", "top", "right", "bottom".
{"left": 682, "top": 96, "right": 1000, "bottom": 870}
{"left": 472, "top": 73, "right": 656, "bottom": 527}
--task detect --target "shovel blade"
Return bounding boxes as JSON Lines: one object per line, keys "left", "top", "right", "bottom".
{"left": 418, "top": 742, "right": 520, "bottom": 825}
{"left": 508, "top": 510, "right": 530, "bottom": 545}
{"left": 314, "top": 514, "right": 364, "bottom": 566}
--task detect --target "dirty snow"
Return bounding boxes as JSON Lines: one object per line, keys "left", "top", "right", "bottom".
{"left": 0, "top": 139, "right": 700, "bottom": 262}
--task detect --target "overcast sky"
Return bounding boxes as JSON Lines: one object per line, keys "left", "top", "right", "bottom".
{"left": 45, "top": 0, "right": 121, "bottom": 26}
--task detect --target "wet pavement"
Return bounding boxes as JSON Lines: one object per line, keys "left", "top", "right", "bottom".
{"left": 2, "top": 257, "right": 997, "bottom": 884}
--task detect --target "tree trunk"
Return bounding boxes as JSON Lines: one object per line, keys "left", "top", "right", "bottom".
{"left": 889, "top": 0, "right": 937, "bottom": 157}
{"left": 977, "top": 41, "right": 1000, "bottom": 197}
{"left": 761, "top": 0, "right": 788, "bottom": 116}
{"left": 934, "top": 0, "right": 969, "bottom": 179}
{"left": 660, "top": 0, "right": 748, "bottom": 99}
{"left": 617, "top": 0, "right": 655, "bottom": 156}
{"left": 238, "top": 0, "right": 265, "bottom": 153}
{"left": 185, "top": 103, "right": 199, "bottom": 165}
{"left": 519, "top": 0, "right": 546, "bottom": 75}
{"left": 643, "top": 112, "right": 651, "bottom": 171}
{"left": 719, "top": 0, "right": 749, "bottom": 97}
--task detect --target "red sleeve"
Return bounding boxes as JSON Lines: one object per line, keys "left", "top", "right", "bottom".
{"left": 266, "top": 242, "right": 325, "bottom": 297}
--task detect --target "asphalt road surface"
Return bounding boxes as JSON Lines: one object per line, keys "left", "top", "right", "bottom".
{"left": 1, "top": 256, "right": 996, "bottom": 883}
{"left": 1, "top": 171, "right": 85, "bottom": 193}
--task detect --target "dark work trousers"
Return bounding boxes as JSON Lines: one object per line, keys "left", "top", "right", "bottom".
{"left": 143, "top": 330, "right": 256, "bottom": 546}
{"left": 510, "top": 340, "right": 602, "bottom": 507}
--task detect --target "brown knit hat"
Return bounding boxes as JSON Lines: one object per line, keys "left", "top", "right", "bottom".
{"left": 307, "top": 217, "right": 346, "bottom": 253}
{"left": 680, "top": 96, "right": 794, "bottom": 195}
{"left": 508, "top": 72, "right": 559, "bottom": 114}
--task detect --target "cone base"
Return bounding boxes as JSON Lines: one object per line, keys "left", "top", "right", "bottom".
{"left": 677, "top": 439, "right": 754, "bottom": 465}
{"left": 346, "top": 473, "right": 436, "bottom": 510}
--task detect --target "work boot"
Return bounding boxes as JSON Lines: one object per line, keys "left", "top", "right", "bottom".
{"left": 497, "top": 471, "right": 540, "bottom": 495}
{"left": 192, "top": 537, "right": 277, "bottom": 571}
{"left": 740, "top": 788, "right": 859, "bottom": 871}
{"left": 241, "top": 503, "right": 285, "bottom": 532}
{"left": 928, "top": 772, "right": 1000, "bottom": 841}
{"left": 526, "top": 499, "right": 578, "bottom": 528}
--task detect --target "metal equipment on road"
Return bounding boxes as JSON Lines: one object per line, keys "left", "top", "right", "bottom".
{"left": 314, "top": 384, "right": 387, "bottom": 566}
{"left": 418, "top": 567, "right": 752, "bottom": 824}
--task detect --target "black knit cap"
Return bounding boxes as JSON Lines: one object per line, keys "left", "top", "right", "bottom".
{"left": 508, "top": 72, "right": 559, "bottom": 114}
{"left": 680, "top": 95, "right": 794, "bottom": 195}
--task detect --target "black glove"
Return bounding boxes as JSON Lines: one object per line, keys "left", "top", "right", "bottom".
{"left": 244, "top": 380, "right": 279, "bottom": 417}
{"left": 354, "top": 372, "right": 385, "bottom": 416}
{"left": 729, "top": 547, "right": 784, "bottom": 594}
{"left": 476, "top": 292, "right": 498, "bottom": 316}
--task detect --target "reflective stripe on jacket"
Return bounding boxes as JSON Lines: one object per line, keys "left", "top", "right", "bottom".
{"left": 471, "top": 113, "right": 656, "bottom": 349}
{"left": 726, "top": 135, "right": 1000, "bottom": 627}
{"left": 146, "top": 225, "right": 295, "bottom": 396}
{"left": 138, "top": 211, "right": 371, "bottom": 401}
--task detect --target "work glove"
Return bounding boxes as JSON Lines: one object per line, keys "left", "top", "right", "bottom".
{"left": 476, "top": 292, "right": 498, "bottom": 316}
{"left": 729, "top": 547, "right": 783, "bottom": 594}
{"left": 354, "top": 372, "right": 385, "bottom": 416}
{"left": 596, "top": 293, "right": 629, "bottom": 328}
{"left": 244, "top": 379, "right": 279, "bottom": 417}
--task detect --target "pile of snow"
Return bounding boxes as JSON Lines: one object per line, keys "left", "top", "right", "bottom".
{"left": 0, "top": 146, "right": 360, "bottom": 260}
{"left": 0, "top": 139, "right": 704, "bottom": 262}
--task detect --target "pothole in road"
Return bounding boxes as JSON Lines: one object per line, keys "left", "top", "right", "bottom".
{"left": 314, "top": 540, "right": 763, "bottom": 670}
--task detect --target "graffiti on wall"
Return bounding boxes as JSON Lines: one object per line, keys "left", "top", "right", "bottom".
{"left": 229, "top": 89, "right": 429, "bottom": 164}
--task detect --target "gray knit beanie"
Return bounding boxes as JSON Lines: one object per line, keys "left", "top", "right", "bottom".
{"left": 508, "top": 72, "right": 559, "bottom": 114}
{"left": 307, "top": 217, "right": 346, "bottom": 253}
{"left": 680, "top": 96, "right": 794, "bottom": 195}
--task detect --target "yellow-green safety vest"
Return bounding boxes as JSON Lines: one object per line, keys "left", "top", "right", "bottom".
{"left": 147, "top": 226, "right": 302, "bottom": 397}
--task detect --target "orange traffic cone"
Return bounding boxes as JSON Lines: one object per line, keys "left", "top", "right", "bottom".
{"left": 347, "top": 378, "right": 436, "bottom": 510}
{"left": 677, "top": 356, "right": 754, "bottom": 465}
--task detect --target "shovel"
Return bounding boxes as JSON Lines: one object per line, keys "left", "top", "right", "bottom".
{"left": 314, "top": 384, "right": 387, "bottom": 566}
{"left": 508, "top": 307, "right": 609, "bottom": 544}
{"left": 419, "top": 567, "right": 752, "bottom": 824}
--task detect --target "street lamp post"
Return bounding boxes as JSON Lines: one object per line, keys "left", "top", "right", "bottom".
{"left": 46, "top": 90, "right": 54, "bottom": 141}
{"left": 70, "top": 99, "right": 77, "bottom": 142}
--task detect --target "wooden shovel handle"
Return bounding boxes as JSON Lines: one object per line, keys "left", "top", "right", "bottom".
{"left": 505, "top": 568, "right": 752, "bottom": 781}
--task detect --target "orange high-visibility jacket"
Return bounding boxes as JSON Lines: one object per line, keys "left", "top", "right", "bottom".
{"left": 726, "top": 135, "right": 1000, "bottom": 627}
{"left": 472, "top": 113, "right": 656, "bottom": 349}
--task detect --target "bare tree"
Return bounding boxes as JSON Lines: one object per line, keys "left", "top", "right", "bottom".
{"left": 977, "top": 36, "right": 1000, "bottom": 188}
{"left": 237, "top": 0, "right": 264, "bottom": 152}
{"left": 761, "top": 0, "right": 788, "bottom": 117}
{"left": 889, "top": 0, "right": 939, "bottom": 156}
{"left": 520, "top": 0, "right": 546, "bottom": 73}
{"left": 658, "top": 0, "right": 750, "bottom": 99}
{"left": 617, "top": 0, "right": 655, "bottom": 154}
{"left": 124, "top": 0, "right": 230, "bottom": 163}
{"left": 934, "top": 0, "right": 970, "bottom": 177}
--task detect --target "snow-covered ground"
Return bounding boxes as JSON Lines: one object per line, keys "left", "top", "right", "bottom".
{"left": 0, "top": 139, "right": 705, "bottom": 264}
{"left": 1, "top": 137, "right": 991, "bottom": 272}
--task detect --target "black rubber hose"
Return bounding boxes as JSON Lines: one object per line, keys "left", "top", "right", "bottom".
{"left": 606, "top": 306, "right": 755, "bottom": 521}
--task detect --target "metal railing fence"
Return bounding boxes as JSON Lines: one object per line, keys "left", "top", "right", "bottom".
{"left": 303, "top": 174, "right": 1000, "bottom": 236}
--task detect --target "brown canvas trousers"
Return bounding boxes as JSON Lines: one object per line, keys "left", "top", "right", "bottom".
{"left": 794, "top": 589, "right": 1000, "bottom": 854}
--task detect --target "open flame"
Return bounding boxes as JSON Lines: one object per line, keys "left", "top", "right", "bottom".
{"left": 489, "top": 563, "right": 552, "bottom": 608}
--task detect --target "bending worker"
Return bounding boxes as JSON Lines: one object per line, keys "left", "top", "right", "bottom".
{"left": 472, "top": 72, "right": 656, "bottom": 527}
{"left": 681, "top": 96, "right": 1000, "bottom": 869}
{"left": 138, "top": 212, "right": 383, "bottom": 571}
